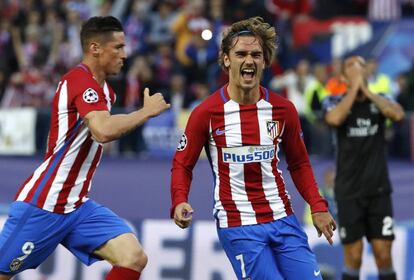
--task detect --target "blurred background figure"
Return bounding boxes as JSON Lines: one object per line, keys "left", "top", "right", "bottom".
{"left": 169, "top": 72, "right": 187, "bottom": 115}
{"left": 270, "top": 58, "right": 315, "bottom": 149}
{"left": 366, "top": 57, "right": 392, "bottom": 95}
{"left": 170, "top": 0, "right": 208, "bottom": 67}
{"left": 146, "top": 0, "right": 177, "bottom": 49}
{"left": 304, "top": 62, "right": 333, "bottom": 156}
{"left": 187, "top": 81, "right": 209, "bottom": 110}
{"left": 323, "top": 56, "right": 404, "bottom": 280}
{"left": 325, "top": 58, "right": 347, "bottom": 96}
{"left": 303, "top": 167, "right": 337, "bottom": 225}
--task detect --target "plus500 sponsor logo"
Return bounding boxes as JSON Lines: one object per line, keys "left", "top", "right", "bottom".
{"left": 222, "top": 145, "right": 275, "bottom": 163}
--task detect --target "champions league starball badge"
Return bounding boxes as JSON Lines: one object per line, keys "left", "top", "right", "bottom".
{"left": 177, "top": 134, "right": 187, "bottom": 151}
{"left": 83, "top": 88, "right": 99, "bottom": 103}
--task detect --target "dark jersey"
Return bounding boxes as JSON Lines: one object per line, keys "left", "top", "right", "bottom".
{"left": 322, "top": 94, "right": 392, "bottom": 200}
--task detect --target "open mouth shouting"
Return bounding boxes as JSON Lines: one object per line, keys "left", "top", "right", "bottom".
{"left": 241, "top": 67, "right": 256, "bottom": 82}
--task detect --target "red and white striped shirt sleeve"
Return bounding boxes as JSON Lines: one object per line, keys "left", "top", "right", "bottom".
{"left": 170, "top": 104, "right": 211, "bottom": 217}
{"left": 281, "top": 101, "right": 328, "bottom": 213}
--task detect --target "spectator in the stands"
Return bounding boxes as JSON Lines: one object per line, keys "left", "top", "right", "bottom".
{"left": 366, "top": 57, "right": 392, "bottom": 95}
{"left": 146, "top": 0, "right": 177, "bottom": 48}
{"left": 0, "top": 19, "right": 14, "bottom": 101}
{"left": 270, "top": 59, "right": 314, "bottom": 117}
{"left": 152, "top": 42, "right": 177, "bottom": 92}
{"left": 305, "top": 63, "right": 329, "bottom": 123}
{"left": 123, "top": 0, "right": 150, "bottom": 56}
{"left": 169, "top": 73, "right": 187, "bottom": 115}
{"left": 326, "top": 57, "right": 347, "bottom": 96}
{"left": 125, "top": 55, "right": 157, "bottom": 109}
{"left": 188, "top": 82, "right": 209, "bottom": 110}
{"left": 270, "top": 58, "right": 315, "bottom": 150}
{"left": 184, "top": 18, "right": 219, "bottom": 84}
{"left": 391, "top": 71, "right": 412, "bottom": 158}
{"left": 61, "top": 6, "right": 83, "bottom": 67}
{"left": 225, "top": 0, "right": 272, "bottom": 23}
{"left": 396, "top": 70, "right": 414, "bottom": 111}
{"left": 265, "top": 0, "right": 311, "bottom": 69}
{"left": 304, "top": 63, "right": 331, "bottom": 155}
{"left": 170, "top": 0, "right": 208, "bottom": 66}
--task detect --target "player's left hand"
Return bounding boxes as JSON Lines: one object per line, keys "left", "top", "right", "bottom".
{"left": 311, "top": 211, "right": 337, "bottom": 245}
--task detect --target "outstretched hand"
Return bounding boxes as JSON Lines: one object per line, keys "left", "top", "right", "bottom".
{"left": 143, "top": 87, "right": 170, "bottom": 117}
{"left": 312, "top": 212, "right": 337, "bottom": 245}
{"left": 173, "top": 202, "right": 194, "bottom": 229}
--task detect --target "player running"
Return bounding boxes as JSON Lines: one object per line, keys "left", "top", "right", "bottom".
{"left": 0, "top": 16, "right": 169, "bottom": 280}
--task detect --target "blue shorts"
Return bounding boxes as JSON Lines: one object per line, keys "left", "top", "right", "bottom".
{"left": 217, "top": 214, "right": 322, "bottom": 280}
{"left": 0, "top": 200, "right": 133, "bottom": 275}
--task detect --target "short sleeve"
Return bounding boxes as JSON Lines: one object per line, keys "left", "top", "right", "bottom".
{"left": 73, "top": 84, "right": 109, "bottom": 118}
{"left": 321, "top": 95, "right": 343, "bottom": 114}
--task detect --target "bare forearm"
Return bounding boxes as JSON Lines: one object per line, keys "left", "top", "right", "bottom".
{"left": 366, "top": 91, "right": 405, "bottom": 121}
{"left": 87, "top": 108, "right": 151, "bottom": 143}
{"left": 85, "top": 89, "right": 170, "bottom": 143}
{"left": 325, "top": 88, "right": 358, "bottom": 126}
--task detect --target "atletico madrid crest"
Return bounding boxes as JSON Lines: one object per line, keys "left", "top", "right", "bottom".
{"left": 266, "top": 120, "right": 279, "bottom": 140}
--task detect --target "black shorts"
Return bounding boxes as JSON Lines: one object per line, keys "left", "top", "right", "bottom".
{"left": 336, "top": 194, "right": 395, "bottom": 244}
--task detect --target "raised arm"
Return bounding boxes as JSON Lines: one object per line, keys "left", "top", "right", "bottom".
{"left": 324, "top": 62, "right": 364, "bottom": 127}
{"left": 361, "top": 85, "right": 405, "bottom": 121}
{"left": 10, "top": 26, "right": 26, "bottom": 70}
{"left": 324, "top": 85, "right": 358, "bottom": 127}
{"left": 84, "top": 88, "right": 169, "bottom": 143}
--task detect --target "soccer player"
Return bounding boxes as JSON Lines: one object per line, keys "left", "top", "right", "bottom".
{"left": 170, "top": 16, "right": 336, "bottom": 279}
{"left": 323, "top": 56, "right": 404, "bottom": 280}
{"left": 0, "top": 16, "right": 169, "bottom": 280}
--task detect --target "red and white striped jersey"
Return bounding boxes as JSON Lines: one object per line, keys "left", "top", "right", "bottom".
{"left": 15, "top": 64, "right": 115, "bottom": 213}
{"left": 171, "top": 85, "right": 327, "bottom": 228}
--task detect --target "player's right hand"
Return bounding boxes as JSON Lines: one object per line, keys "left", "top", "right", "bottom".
{"left": 174, "top": 202, "right": 194, "bottom": 229}
{"left": 344, "top": 56, "right": 364, "bottom": 91}
{"left": 143, "top": 87, "right": 170, "bottom": 117}
{"left": 312, "top": 211, "right": 336, "bottom": 245}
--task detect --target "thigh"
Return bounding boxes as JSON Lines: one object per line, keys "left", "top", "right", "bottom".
{"left": 336, "top": 199, "right": 366, "bottom": 244}
{"left": 270, "top": 215, "right": 322, "bottom": 280}
{"left": 0, "top": 202, "right": 68, "bottom": 275}
{"left": 217, "top": 225, "right": 282, "bottom": 280}
{"left": 62, "top": 200, "right": 134, "bottom": 266}
{"left": 366, "top": 195, "right": 395, "bottom": 241}
{"left": 93, "top": 233, "right": 142, "bottom": 265}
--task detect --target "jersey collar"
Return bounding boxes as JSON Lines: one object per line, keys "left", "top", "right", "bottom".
{"left": 220, "top": 84, "right": 269, "bottom": 103}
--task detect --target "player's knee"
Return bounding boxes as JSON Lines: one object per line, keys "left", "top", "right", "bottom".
{"left": 373, "top": 250, "right": 392, "bottom": 268}
{"left": 117, "top": 246, "right": 148, "bottom": 271}
{"left": 345, "top": 251, "right": 363, "bottom": 268}
{"left": 134, "top": 247, "right": 148, "bottom": 271}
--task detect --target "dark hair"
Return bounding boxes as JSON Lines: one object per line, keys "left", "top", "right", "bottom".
{"left": 80, "top": 16, "right": 124, "bottom": 51}
{"left": 219, "top": 17, "right": 276, "bottom": 71}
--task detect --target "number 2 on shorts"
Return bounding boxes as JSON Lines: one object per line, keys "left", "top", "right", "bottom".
{"left": 236, "top": 254, "right": 246, "bottom": 278}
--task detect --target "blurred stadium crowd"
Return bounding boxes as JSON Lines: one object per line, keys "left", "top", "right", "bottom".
{"left": 1, "top": 0, "right": 414, "bottom": 158}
